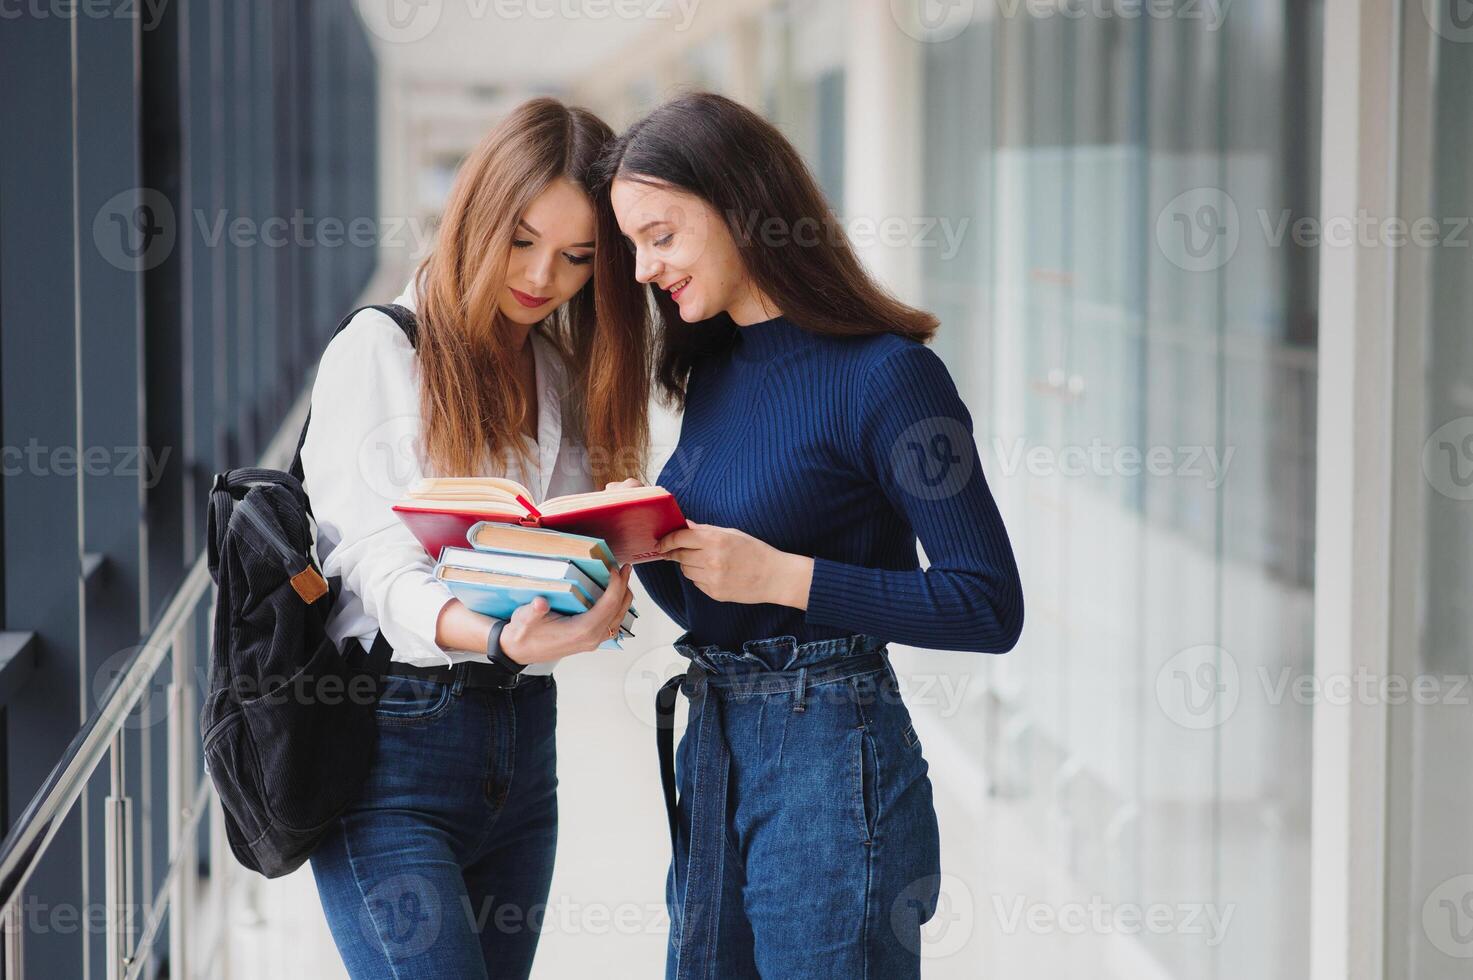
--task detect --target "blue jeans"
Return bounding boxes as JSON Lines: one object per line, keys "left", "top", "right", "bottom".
{"left": 310, "top": 667, "right": 558, "bottom": 979}
{"left": 657, "top": 633, "right": 942, "bottom": 979}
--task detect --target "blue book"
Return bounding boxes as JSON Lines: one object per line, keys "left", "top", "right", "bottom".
{"left": 439, "top": 546, "right": 608, "bottom": 605}
{"left": 435, "top": 565, "right": 633, "bottom": 648}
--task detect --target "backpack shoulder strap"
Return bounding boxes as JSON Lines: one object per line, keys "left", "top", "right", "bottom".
{"left": 288, "top": 304, "right": 418, "bottom": 483}
{"left": 285, "top": 304, "right": 419, "bottom": 669}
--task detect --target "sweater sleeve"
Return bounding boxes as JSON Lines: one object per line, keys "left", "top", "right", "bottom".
{"left": 300, "top": 311, "right": 458, "bottom": 665}
{"left": 802, "top": 342, "right": 1024, "bottom": 653}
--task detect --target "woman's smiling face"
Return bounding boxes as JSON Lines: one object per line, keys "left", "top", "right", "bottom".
{"left": 610, "top": 176, "right": 754, "bottom": 324}
{"left": 497, "top": 177, "right": 596, "bottom": 327}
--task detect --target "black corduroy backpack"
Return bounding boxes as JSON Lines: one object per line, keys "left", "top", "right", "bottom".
{"left": 202, "top": 304, "right": 417, "bottom": 878}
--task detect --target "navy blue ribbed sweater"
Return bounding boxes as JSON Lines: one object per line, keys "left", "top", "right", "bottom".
{"left": 634, "top": 314, "right": 1024, "bottom": 654}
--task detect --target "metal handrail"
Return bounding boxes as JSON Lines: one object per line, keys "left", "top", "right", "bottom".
{"left": 0, "top": 558, "right": 212, "bottom": 908}
{"left": 0, "top": 382, "right": 311, "bottom": 979}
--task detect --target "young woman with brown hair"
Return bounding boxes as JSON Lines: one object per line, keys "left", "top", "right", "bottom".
{"left": 592, "top": 92, "right": 1025, "bottom": 979}
{"left": 301, "top": 97, "right": 640, "bottom": 979}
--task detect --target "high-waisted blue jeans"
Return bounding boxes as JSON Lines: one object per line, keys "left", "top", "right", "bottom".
{"left": 656, "top": 633, "right": 942, "bottom": 979}
{"left": 310, "top": 666, "right": 558, "bottom": 979}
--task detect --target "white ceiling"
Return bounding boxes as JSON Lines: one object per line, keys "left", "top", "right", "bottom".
{"left": 354, "top": 0, "right": 669, "bottom": 91}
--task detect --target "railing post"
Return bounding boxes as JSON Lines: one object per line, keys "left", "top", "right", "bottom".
{"left": 2, "top": 896, "right": 22, "bottom": 979}
{"left": 104, "top": 735, "right": 133, "bottom": 980}
{"left": 167, "top": 625, "right": 193, "bottom": 980}
{"left": 210, "top": 796, "right": 232, "bottom": 980}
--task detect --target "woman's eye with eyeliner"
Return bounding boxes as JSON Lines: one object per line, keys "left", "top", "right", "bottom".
{"left": 512, "top": 239, "right": 532, "bottom": 249}
{"left": 653, "top": 233, "right": 673, "bottom": 248}
{"left": 565, "top": 253, "right": 592, "bottom": 266}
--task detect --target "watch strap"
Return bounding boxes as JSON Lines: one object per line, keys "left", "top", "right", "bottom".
{"left": 485, "top": 617, "right": 527, "bottom": 674}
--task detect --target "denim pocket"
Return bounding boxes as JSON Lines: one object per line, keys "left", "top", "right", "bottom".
{"left": 374, "top": 674, "right": 453, "bottom": 724}
{"left": 856, "top": 725, "right": 879, "bottom": 843}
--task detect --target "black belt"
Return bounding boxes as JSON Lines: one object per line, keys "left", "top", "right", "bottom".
{"left": 386, "top": 658, "right": 543, "bottom": 690}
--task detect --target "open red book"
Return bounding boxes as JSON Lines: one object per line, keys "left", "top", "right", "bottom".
{"left": 391, "top": 477, "right": 687, "bottom": 564}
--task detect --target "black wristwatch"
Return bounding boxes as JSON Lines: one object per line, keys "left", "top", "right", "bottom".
{"left": 485, "top": 618, "right": 527, "bottom": 674}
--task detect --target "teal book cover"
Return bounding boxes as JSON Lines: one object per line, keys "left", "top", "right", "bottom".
{"left": 441, "top": 577, "right": 625, "bottom": 650}
{"left": 438, "top": 564, "right": 635, "bottom": 638}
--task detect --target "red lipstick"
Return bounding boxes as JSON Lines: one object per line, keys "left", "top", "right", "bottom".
{"left": 510, "top": 287, "right": 551, "bottom": 308}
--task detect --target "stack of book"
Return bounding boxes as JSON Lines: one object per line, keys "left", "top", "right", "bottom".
{"left": 392, "top": 476, "right": 688, "bottom": 650}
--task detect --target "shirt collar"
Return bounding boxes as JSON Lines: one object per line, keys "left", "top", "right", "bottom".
{"left": 732, "top": 313, "right": 810, "bottom": 362}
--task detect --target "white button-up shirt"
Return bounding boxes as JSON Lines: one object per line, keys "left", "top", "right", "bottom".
{"left": 300, "top": 279, "right": 593, "bottom": 670}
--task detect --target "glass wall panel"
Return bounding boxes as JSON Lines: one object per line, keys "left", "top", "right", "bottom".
{"left": 921, "top": 3, "right": 1321, "bottom": 976}
{"left": 758, "top": 0, "right": 845, "bottom": 205}
{"left": 1387, "top": 5, "right": 1473, "bottom": 977}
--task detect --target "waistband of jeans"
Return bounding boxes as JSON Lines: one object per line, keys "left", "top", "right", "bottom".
{"left": 386, "top": 659, "right": 553, "bottom": 693}
{"left": 673, "top": 631, "right": 888, "bottom": 672}
{"left": 683, "top": 653, "right": 888, "bottom": 700}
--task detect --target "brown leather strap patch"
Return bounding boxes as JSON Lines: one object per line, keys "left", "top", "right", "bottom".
{"left": 290, "top": 566, "right": 329, "bottom": 604}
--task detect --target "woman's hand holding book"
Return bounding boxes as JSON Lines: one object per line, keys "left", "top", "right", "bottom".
{"left": 498, "top": 563, "right": 635, "bottom": 663}
{"left": 611, "top": 479, "right": 815, "bottom": 609}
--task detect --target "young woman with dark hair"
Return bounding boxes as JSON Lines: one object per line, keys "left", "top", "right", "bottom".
{"left": 590, "top": 92, "right": 1025, "bottom": 979}
{"left": 301, "top": 97, "right": 641, "bottom": 979}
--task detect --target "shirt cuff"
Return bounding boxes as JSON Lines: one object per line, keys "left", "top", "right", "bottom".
{"left": 387, "top": 574, "right": 458, "bottom": 664}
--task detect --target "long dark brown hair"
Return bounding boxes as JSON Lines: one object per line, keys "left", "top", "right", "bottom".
{"left": 414, "top": 97, "right": 649, "bottom": 485}
{"left": 589, "top": 91, "right": 937, "bottom": 408}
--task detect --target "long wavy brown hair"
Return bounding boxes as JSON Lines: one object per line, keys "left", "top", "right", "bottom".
{"left": 413, "top": 97, "right": 650, "bottom": 485}
{"left": 588, "top": 91, "right": 937, "bottom": 409}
